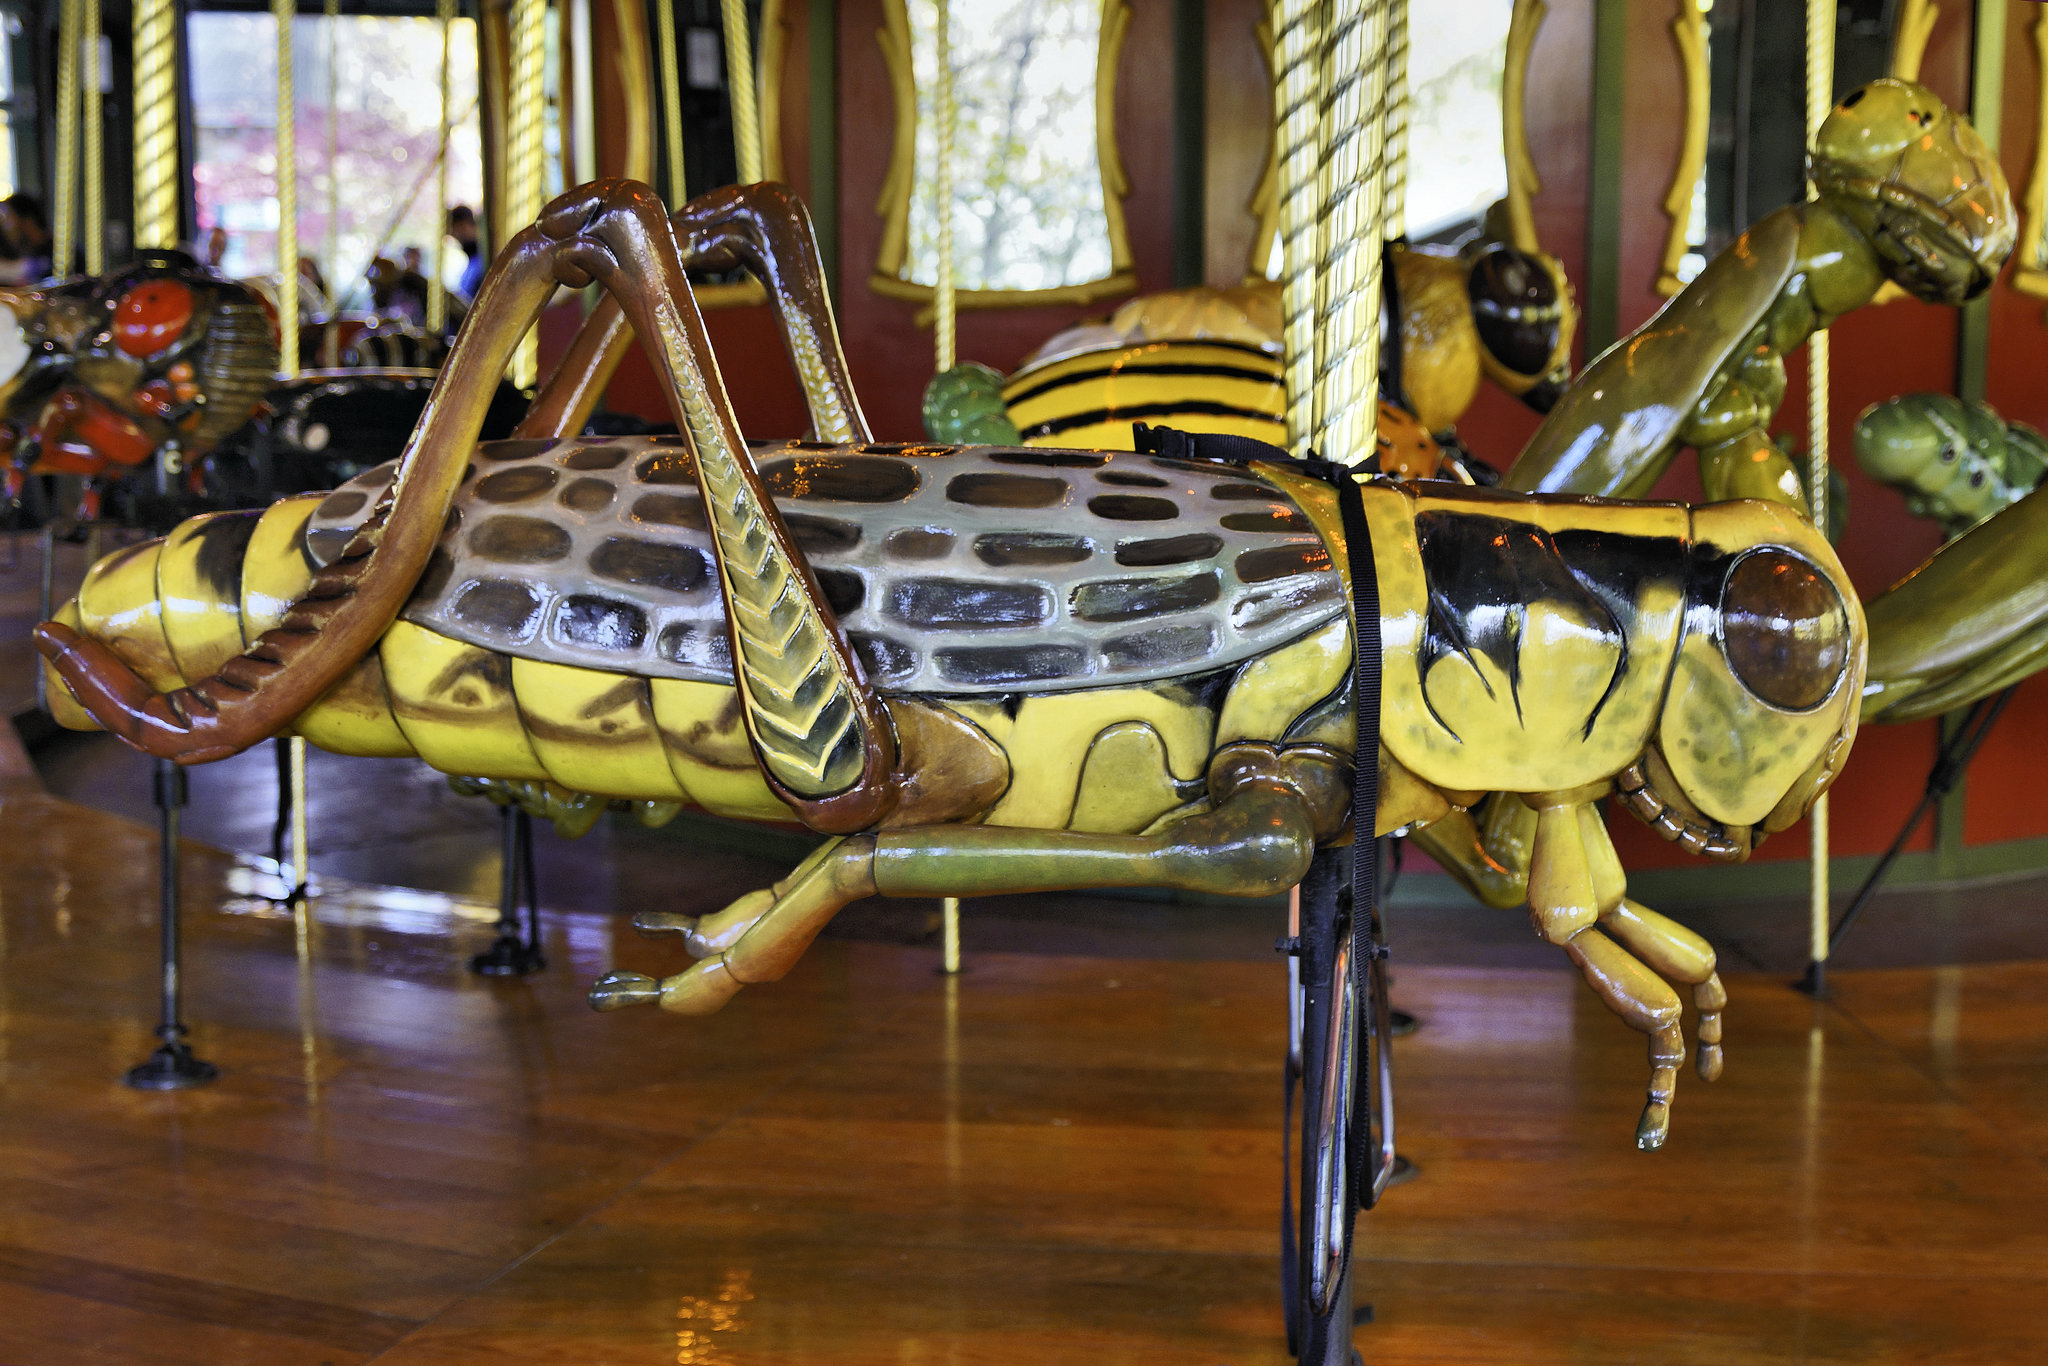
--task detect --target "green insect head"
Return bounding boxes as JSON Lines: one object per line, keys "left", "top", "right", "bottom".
{"left": 1853, "top": 393, "right": 2030, "bottom": 535}
{"left": 1811, "top": 77, "right": 2016, "bottom": 307}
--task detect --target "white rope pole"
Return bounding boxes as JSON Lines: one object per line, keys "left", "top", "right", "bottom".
{"left": 933, "top": 0, "right": 960, "bottom": 972}
{"left": 1806, "top": 0, "right": 1836, "bottom": 979}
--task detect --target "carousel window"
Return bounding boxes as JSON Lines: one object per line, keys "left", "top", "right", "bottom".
{"left": 185, "top": 9, "right": 485, "bottom": 304}
{"left": 872, "top": 0, "right": 1137, "bottom": 308}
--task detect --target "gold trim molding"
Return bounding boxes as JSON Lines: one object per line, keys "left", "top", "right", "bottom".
{"left": 1655, "top": 0, "right": 1709, "bottom": 297}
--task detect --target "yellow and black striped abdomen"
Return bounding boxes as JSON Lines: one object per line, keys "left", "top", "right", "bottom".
{"left": 1002, "top": 340, "right": 1285, "bottom": 451}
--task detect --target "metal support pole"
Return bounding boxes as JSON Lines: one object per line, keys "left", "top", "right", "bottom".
{"left": 34, "top": 524, "right": 54, "bottom": 715}
{"left": 125, "top": 759, "right": 219, "bottom": 1088}
{"left": 1798, "top": 688, "right": 2014, "bottom": 994}
{"left": 940, "top": 896, "right": 961, "bottom": 974}
{"left": 472, "top": 802, "right": 545, "bottom": 974}
{"left": 1801, "top": 0, "right": 1837, "bottom": 1000}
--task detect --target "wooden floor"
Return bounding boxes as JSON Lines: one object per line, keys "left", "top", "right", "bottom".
{"left": 0, "top": 783, "right": 2044, "bottom": 1363}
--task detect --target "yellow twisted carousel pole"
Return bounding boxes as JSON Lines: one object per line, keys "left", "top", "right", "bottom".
{"left": 1272, "top": 0, "right": 1325, "bottom": 452}
{"left": 1312, "top": 0, "right": 1393, "bottom": 466}
{"left": 82, "top": 0, "right": 103, "bottom": 274}
{"left": 131, "top": 0, "right": 181, "bottom": 251}
{"left": 1381, "top": 0, "right": 1409, "bottom": 242}
{"left": 429, "top": 0, "right": 456, "bottom": 335}
{"left": 931, "top": 0, "right": 960, "bottom": 973}
{"left": 722, "top": 0, "right": 762, "bottom": 183}
{"left": 505, "top": 0, "right": 547, "bottom": 387}
{"left": 656, "top": 0, "right": 687, "bottom": 202}
{"left": 1806, "top": 0, "right": 1836, "bottom": 988}
{"left": 53, "top": 0, "right": 81, "bottom": 276}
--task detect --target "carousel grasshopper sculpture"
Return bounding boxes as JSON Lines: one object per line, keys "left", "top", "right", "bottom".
{"left": 37, "top": 178, "right": 1865, "bottom": 1156}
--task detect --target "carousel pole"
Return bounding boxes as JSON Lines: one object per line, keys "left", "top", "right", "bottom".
{"left": 324, "top": 0, "right": 339, "bottom": 310}
{"left": 429, "top": 0, "right": 456, "bottom": 335}
{"left": 655, "top": 0, "right": 687, "bottom": 202}
{"left": 471, "top": 0, "right": 550, "bottom": 972}
{"left": 721, "top": 0, "right": 762, "bottom": 183}
{"left": 1272, "top": 0, "right": 1323, "bottom": 453}
{"left": 1311, "top": 0, "right": 1392, "bottom": 467}
{"left": 53, "top": 0, "right": 80, "bottom": 276}
{"left": 932, "top": 0, "right": 961, "bottom": 976}
{"left": 273, "top": 0, "right": 312, "bottom": 910}
{"left": 1381, "top": 0, "right": 1408, "bottom": 244}
{"left": 81, "top": 0, "right": 103, "bottom": 275}
{"left": 131, "top": 0, "right": 181, "bottom": 252}
{"left": 1798, "top": 0, "right": 1837, "bottom": 999}
{"left": 505, "top": 0, "right": 546, "bottom": 388}
{"left": 120, "top": 0, "right": 215, "bottom": 1092}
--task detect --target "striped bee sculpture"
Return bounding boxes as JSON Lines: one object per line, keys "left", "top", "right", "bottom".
{"left": 922, "top": 227, "right": 1576, "bottom": 460}
{"left": 37, "top": 179, "right": 1866, "bottom": 1152}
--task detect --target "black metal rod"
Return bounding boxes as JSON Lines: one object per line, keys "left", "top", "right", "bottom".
{"left": 471, "top": 802, "right": 544, "bottom": 975}
{"left": 271, "top": 736, "right": 292, "bottom": 872}
{"left": 498, "top": 802, "right": 520, "bottom": 936}
{"left": 125, "top": 759, "right": 218, "bottom": 1088}
{"left": 1820, "top": 687, "right": 2016, "bottom": 961}
{"left": 157, "top": 758, "right": 184, "bottom": 1035}
{"left": 518, "top": 807, "right": 543, "bottom": 964}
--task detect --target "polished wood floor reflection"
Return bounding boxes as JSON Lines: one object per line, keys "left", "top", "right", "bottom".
{"left": 0, "top": 784, "right": 2043, "bottom": 1363}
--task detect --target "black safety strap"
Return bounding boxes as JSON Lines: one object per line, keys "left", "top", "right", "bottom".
{"left": 1133, "top": 421, "right": 1387, "bottom": 1348}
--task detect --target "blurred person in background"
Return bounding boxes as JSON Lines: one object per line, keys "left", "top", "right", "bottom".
{"left": 447, "top": 204, "right": 485, "bottom": 302}
{"left": 0, "top": 194, "right": 54, "bottom": 282}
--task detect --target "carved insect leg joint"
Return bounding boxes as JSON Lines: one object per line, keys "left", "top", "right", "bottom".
{"left": 593, "top": 743, "right": 1353, "bottom": 1016}
{"left": 1524, "top": 785, "right": 1726, "bottom": 1151}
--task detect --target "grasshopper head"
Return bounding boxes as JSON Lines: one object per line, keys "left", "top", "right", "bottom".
{"left": 1617, "top": 501, "right": 1866, "bottom": 861}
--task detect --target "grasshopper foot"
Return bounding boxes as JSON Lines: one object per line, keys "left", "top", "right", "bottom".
{"left": 633, "top": 911, "right": 700, "bottom": 939}
{"left": 588, "top": 970, "right": 661, "bottom": 1011}
{"left": 1636, "top": 1100, "right": 1672, "bottom": 1152}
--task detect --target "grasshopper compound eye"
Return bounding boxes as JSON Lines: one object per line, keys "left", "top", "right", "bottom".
{"left": 1467, "top": 245, "right": 1562, "bottom": 382}
{"left": 1717, "top": 549, "right": 1849, "bottom": 713}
